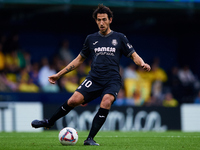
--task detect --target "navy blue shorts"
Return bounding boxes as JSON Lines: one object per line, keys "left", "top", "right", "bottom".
{"left": 76, "top": 76, "right": 122, "bottom": 104}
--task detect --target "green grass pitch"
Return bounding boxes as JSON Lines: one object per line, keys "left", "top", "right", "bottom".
{"left": 0, "top": 131, "right": 200, "bottom": 150}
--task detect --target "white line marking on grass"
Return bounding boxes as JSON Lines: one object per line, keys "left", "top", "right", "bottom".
{"left": 95, "top": 136, "right": 200, "bottom": 138}
{"left": 1, "top": 135, "right": 200, "bottom": 138}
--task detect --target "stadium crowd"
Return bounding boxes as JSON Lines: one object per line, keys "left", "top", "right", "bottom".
{"left": 0, "top": 33, "right": 199, "bottom": 107}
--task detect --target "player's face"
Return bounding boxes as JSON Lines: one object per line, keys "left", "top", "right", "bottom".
{"left": 96, "top": 13, "right": 112, "bottom": 35}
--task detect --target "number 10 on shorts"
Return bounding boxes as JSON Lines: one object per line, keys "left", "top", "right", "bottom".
{"left": 81, "top": 79, "right": 92, "bottom": 88}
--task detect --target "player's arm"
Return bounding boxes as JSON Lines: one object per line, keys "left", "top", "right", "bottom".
{"left": 130, "top": 52, "right": 151, "bottom": 72}
{"left": 48, "top": 54, "right": 85, "bottom": 84}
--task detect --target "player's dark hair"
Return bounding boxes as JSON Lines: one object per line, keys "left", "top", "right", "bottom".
{"left": 93, "top": 4, "right": 113, "bottom": 20}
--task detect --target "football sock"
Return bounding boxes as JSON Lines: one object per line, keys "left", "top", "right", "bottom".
{"left": 87, "top": 107, "right": 109, "bottom": 139}
{"left": 48, "top": 101, "right": 74, "bottom": 125}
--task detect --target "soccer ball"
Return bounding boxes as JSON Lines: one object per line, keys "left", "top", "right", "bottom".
{"left": 58, "top": 127, "right": 78, "bottom": 146}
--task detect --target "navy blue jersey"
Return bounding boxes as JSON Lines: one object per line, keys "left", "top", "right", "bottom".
{"left": 80, "top": 31, "right": 135, "bottom": 82}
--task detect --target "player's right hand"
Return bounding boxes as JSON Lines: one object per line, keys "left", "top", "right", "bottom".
{"left": 48, "top": 74, "right": 60, "bottom": 84}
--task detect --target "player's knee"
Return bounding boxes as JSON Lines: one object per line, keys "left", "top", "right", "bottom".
{"left": 67, "top": 92, "right": 84, "bottom": 107}
{"left": 101, "top": 100, "right": 113, "bottom": 109}
{"left": 101, "top": 94, "right": 114, "bottom": 109}
{"left": 101, "top": 101, "right": 112, "bottom": 109}
{"left": 67, "top": 99, "right": 79, "bottom": 107}
{"left": 67, "top": 97, "right": 82, "bottom": 107}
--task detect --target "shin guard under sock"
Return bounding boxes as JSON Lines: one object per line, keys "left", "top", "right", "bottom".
{"left": 48, "top": 101, "right": 74, "bottom": 125}
{"left": 87, "top": 107, "right": 109, "bottom": 139}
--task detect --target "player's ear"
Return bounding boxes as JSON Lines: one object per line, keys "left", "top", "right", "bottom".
{"left": 95, "top": 19, "right": 98, "bottom": 24}
{"left": 109, "top": 17, "right": 112, "bottom": 24}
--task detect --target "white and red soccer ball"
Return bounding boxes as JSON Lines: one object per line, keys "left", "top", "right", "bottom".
{"left": 58, "top": 127, "right": 78, "bottom": 145}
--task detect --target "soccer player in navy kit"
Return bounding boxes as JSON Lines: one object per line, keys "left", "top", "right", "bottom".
{"left": 32, "top": 4, "right": 151, "bottom": 145}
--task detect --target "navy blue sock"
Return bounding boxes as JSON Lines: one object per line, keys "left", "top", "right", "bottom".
{"left": 48, "top": 101, "right": 73, "bottom": 125}
{"left": 87, "top": 107, "right": 109, "bottom": 139}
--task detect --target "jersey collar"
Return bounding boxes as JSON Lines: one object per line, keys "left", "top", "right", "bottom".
{"left": 98, "top": 30, "right": 113, "bottom": 37}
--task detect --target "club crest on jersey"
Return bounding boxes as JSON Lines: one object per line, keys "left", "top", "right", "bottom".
{"left": 112, "top": 39, "right": 118, "bottom": 46}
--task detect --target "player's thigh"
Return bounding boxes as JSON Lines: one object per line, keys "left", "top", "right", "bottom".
{"left": 67, "top": 91, "right": 85, "bottom": 107}
{"left": 76, "top": 77, "right": 103, "bottom": 104}
{"left": 100, "top": 80, "right": 121, "bottom": 108}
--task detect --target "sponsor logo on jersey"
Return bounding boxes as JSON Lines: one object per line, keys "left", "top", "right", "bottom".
{"left": 94, "top": 47, "right": 116, "bottom": 53}
{"left": 94, "top": 47, "right": 116, "bottom": 56}
{"left": 112, "top": 39, "right": 118, "bottom": 46}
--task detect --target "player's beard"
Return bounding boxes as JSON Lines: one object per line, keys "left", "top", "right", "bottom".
{"left": 100, "top": 27, "right": 108, "bottom": 35}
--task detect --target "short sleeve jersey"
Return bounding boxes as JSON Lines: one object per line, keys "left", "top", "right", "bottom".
{"left": 80, "top": 31, "right": 135, "bottom": 82}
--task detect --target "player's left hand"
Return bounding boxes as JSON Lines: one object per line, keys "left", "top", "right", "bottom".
{"left": 141, "top": 63, "right": 151, "bottom": 72}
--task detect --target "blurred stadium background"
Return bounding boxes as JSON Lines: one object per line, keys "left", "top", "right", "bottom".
{"left": 0, "top": 0, "right": 200, "bottom": 132}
